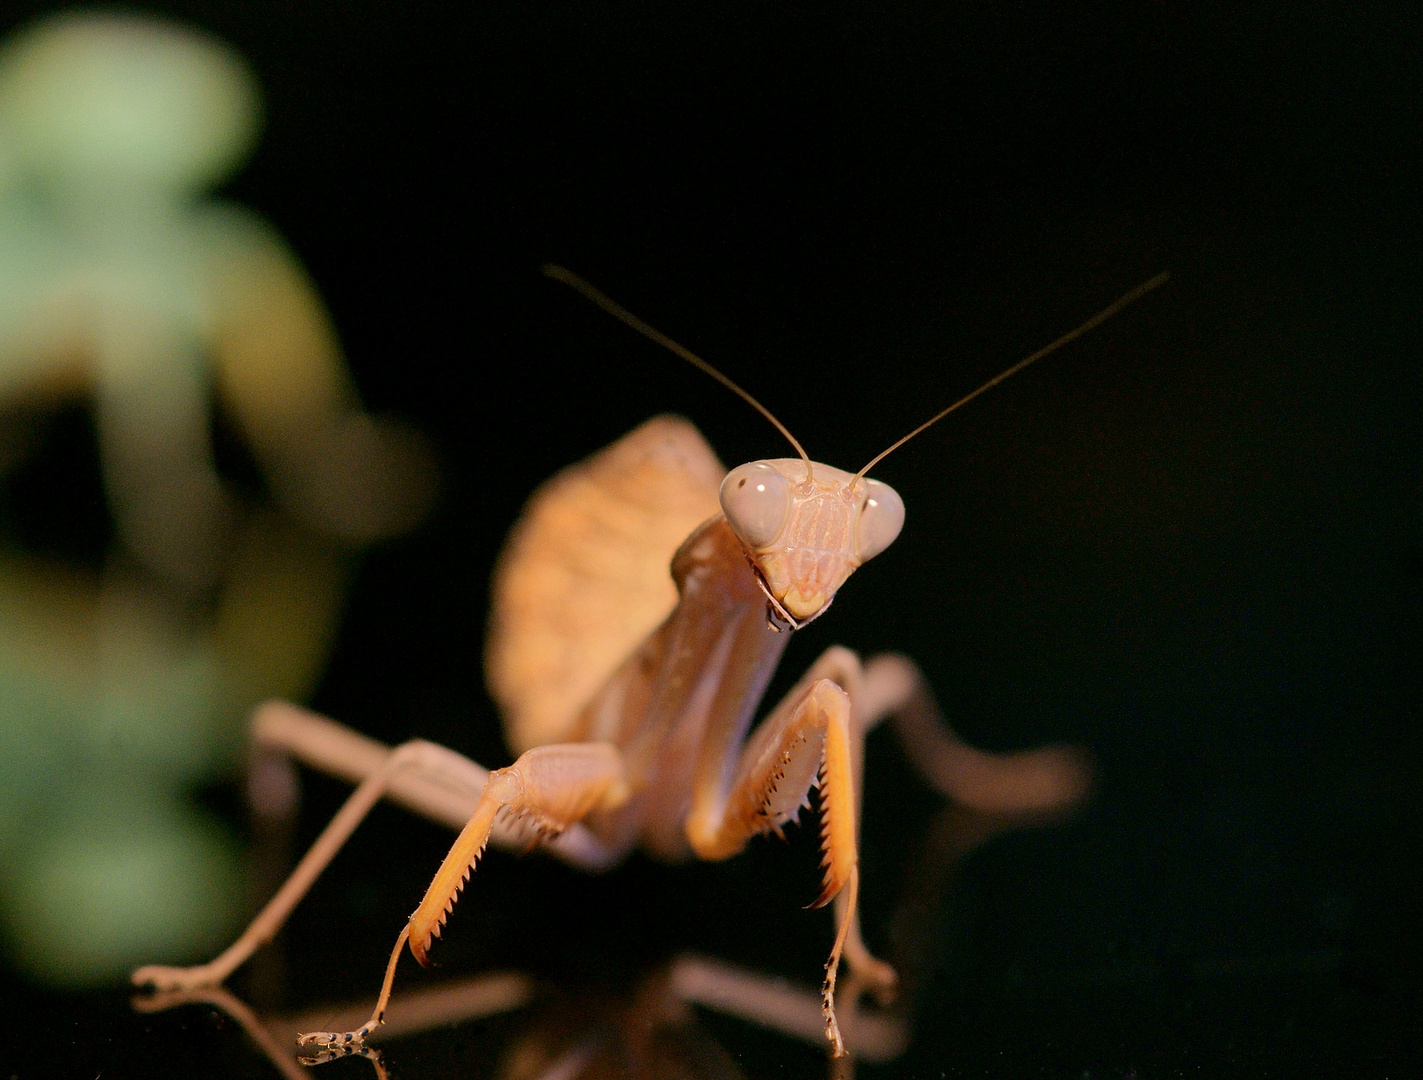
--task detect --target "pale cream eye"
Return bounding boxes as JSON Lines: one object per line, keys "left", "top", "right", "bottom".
{"left": 720, "top": 462, "right": 791, "bottom": 549}
{"left": 854, "top": 479, "right": 905, "bottom": 562}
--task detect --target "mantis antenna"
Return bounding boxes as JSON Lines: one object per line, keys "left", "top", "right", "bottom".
{"left": 542, "top": 264, "right": 816, "bottom": 481}
{"left": 852, "top": 270, "right": 1171, "bottom": 485}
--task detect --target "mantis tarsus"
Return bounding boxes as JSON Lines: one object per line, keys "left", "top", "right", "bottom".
{"left": 133, "top": 266, "right": 1167, "bottom": 1059}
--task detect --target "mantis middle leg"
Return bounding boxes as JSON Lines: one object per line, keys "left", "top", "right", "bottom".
{"left": 839, "top": 651, "right": 1093, "bottom": 991}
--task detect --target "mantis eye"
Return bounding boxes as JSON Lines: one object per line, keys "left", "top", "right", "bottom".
{"left": 720, "top": 462, "right": 791, "bottom": 549}
{"left": 854, "top": 479, "right": 904, "bottom": 563}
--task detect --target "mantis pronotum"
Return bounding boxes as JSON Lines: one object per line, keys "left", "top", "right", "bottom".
{"left": 134, "top": 266, "right": 1167, "bottom": 1058}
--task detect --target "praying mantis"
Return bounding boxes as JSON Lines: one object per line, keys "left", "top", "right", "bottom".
{"left": 133, "top": 265, "right": 1167, "bottom": 1061}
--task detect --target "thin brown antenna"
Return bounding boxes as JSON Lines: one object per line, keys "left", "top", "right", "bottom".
{"left": 543, "top": 265, "right": 814, "bottom": 480}
{"left": 853, "top": 270, "right": 1170, "bottom": 484}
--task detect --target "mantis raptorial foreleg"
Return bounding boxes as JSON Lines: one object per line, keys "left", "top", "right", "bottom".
{"left": 684, "top": 645, "right": 1093, "bottom": 1053}
{"left": 826, "top": 650, "right": 1093, "bottom": 1001}
{"left": 683, "top": 665, "right": 864, "bottom": 1055}
{"left": 404, "top": 743, "right": 632, "bottom": 966}
{"left": 299, "top": 741, "right": 633, "bottom": 1050}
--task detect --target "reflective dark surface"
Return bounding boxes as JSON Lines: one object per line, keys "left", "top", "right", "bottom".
{"left": 1, "top": 2, "right": 1418, "bottom": 1077}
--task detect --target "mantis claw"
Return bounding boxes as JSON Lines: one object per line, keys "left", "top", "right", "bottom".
{"left": 296, "top": 1022, "right": 378, "bottom": 1051}
{"left": 297, "top": 1036, "right": 388, "bottom": 1077}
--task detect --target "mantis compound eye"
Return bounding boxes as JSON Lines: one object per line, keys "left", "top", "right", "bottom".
{"left": 720, "top": 462, "right": 791, "bottom": 550}
{"left": 853, "top": 479, "right": 904, "bottom": 563}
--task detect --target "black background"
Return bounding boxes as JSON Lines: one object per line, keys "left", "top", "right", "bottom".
{"left": 0, "top": 2, "right": 1419, "bottom": 1077}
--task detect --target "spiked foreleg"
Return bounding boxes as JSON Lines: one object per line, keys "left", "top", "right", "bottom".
{"left": 825, "top": 651, "right": 1093, "bottom": 999}
{"left": 685, "top": 675, "right": 861, "bottom": 1056}
{"left": 297, "top": 742, "right": 629, "bottom": 1052}
{"left": 730, "top": 648, "right": 901, "bottom": 999}
{"left": 679, "top": 642, "right": 1094, "bottom": 1061}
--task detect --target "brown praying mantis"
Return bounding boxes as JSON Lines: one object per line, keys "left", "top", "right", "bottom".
{"left": 133, "top": 265, "right": 1167, "bottom": 1060}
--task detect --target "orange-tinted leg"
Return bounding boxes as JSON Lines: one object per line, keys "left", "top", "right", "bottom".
{"left": 684, "top": 665, "right": 863, "bottom": 1055}
{"left": 296, "top": 741, "right": 630, "bottom": 1052}
{"left": 859, "top": 653, "right": 1094, "bottom": 815}
{"left": 683, "top": 646, "right": 1093, "bottom": 1057}
{"left": 132, "top": 732, "right": 493, "bottom": 994}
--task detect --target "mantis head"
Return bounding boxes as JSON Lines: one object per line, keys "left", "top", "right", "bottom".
{"left": 720, "top": 458, "right": 903, "bottom": 626}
